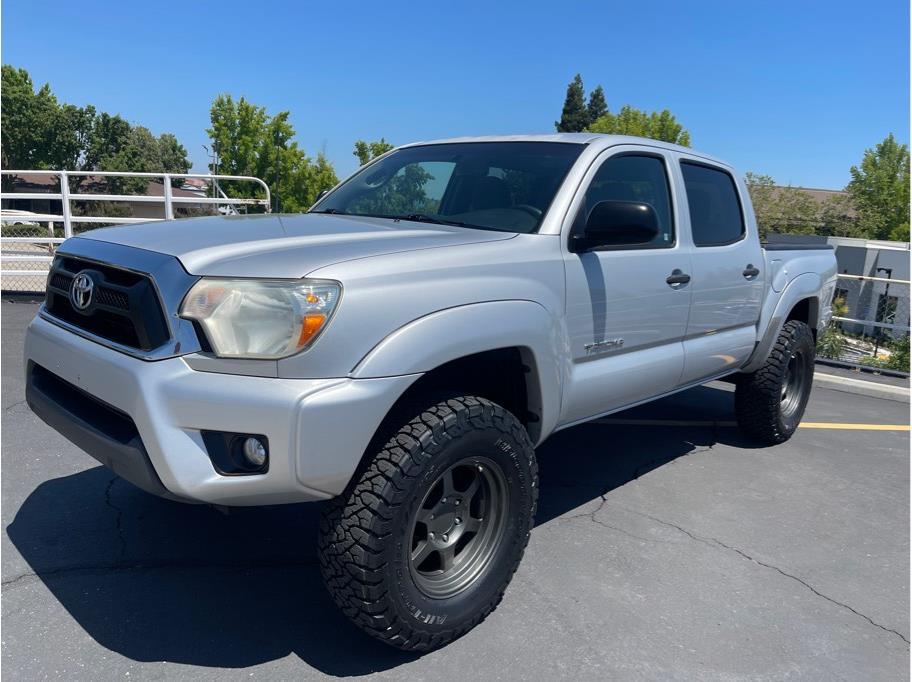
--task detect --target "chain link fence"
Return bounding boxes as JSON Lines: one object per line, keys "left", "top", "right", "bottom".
{"left": 817, "top": 274, "right": 910, "bottom": 372}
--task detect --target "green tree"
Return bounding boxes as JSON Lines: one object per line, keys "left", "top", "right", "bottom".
{"left": 847, "top": 134, "right": 910, "bottom": 240}
{"left": 207, "top": 93, "right": 338, "bottom": 212}
{"left": 586, "top": 85, "right": 608, "bottom": 125}
{"left": 555, "top": 74, "right": 589, "bottom": 132}
{"left": 1, "top": 65, "right": 94, "bottom": 170}
{"left": 207, "top": 94, "right": 269, "bottom": 178}
{"left": 353, "top": 138, "right": 394, "bottom": 166}
{"left": 1, "top": 64, "right": 190, "bottom": 200}
{"left": 97, "top": 126, "right": 191, "bottom": 194}
{"left": 349, "top": 162, "right": 436, "bottom": 216}
{"left": 158, "top": 133, "right": 191, "bottom": 175}
{"left": 101, "top": 126, "right": 164, "bottom": 193}
{"left": 587, "top": 105, "right": 691, "bottom": 146}
{"left": 84, "top": 112, "right": 132, "bottom": 171}
{"left": 745, "top": 172, "right": 822, "bottom": 238}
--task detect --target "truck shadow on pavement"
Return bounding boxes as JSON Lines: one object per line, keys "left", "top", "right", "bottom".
{"left": 6, "top": 385, "right": 761, "bottom": 676}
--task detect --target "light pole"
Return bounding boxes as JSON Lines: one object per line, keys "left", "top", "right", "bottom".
{"left": 873, "top": 266, "right": 893, "bottom": 357}
{"left": 202, "top": 144, "right": 220, "bottom": 209}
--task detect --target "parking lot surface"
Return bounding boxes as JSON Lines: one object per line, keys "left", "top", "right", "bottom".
{"left": 2, "top": 299, "right": 909, "bottom": 680}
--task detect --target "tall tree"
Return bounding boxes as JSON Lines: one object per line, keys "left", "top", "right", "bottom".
{"left": 846, "top": 133, "right": 910, "bottom": 241}
{"left": 1, "top": 64, "right": 190, "bottom": 192}
{"left": 586, "top": 85, "right": 608, "bottom": 126}
{"left": 555, "top": 74, "right": 589, "bottom": 132}
{"left": 1, "top": 65, "right": 94, "bottom": 170}
{"left": 101, "top": 126, "right": 163, "bottom": 193}
{"left": 353, "top": 138, "right": 394, "bottom": 166}
{"left": 84, "top": 112, "right": 132, "bottom": 171}
{"left": 587, "top": 105, "right": 691, "bottom": 146}
{"left": 207, "top": 95, "right": 269, "bottom": 178}
{"left": 746, "top": 172, "right": 818, "bottom": 237}
{"left": 157, "top": 133, "right": 191, "bottom": 176}
{"left": 207, "top": 93, "right": 338, "bottom": 212}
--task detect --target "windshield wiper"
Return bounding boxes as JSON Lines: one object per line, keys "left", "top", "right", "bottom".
{"left": 396, "top": 213, "right": 470, "bottom": 228}
{"left": 309, "top": 208, "right": 348, "bottom": 215}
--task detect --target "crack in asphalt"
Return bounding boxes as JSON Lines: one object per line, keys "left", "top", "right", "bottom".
{"left": 3, "top": 399, "right": 27, "bottom": 412}
{"left": 104, "top": 476, "right": 127, "bottom": 558}
{"left": 614, "top": 505, "right": 910, "bottom": 646}
{"left": 558, "top": 494, "right": 663, "bottom": 544}
{"left": 557, "top": 436, "right": 716, "bottom": 539}
{"left": 632, "top": 427, "right": 716, "bottom": 480}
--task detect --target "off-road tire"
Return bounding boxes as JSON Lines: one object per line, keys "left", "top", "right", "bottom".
{"left": 318, "top": 395, "right": 538, "bottom": 651}
{"left": 735, "top": 320, "right": 815, "bottom": 444}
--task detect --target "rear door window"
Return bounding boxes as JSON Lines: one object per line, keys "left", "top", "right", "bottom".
{"left": 680, "top": 162, "right": 745, "bottom": 246}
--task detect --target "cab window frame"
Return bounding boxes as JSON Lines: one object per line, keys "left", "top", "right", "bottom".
{"left": 679, "top": 159, "right": 746, "bottom": 248}
{"left": 570, "top": 151, "right": 677, "bottom": 252}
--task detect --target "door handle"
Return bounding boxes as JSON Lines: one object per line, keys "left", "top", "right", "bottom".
{"left": 666, "top": 269, "right": 691, "bottom": 287}
{"left": 743, "top": 264, "right": 760, "bottom": 279}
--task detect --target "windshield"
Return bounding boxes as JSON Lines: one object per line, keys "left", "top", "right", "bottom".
{"left": 311, "top": 142, "right": 584, "bottom": 233}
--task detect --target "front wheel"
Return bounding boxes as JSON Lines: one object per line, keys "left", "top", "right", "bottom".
{"left": 318, "top": 395, "right": 538, "bottom": 651}
{"left": 735, "top": 320, "right": 815, "bottom": 444}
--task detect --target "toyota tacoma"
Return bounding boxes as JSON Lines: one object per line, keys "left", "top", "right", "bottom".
{"left": 24, "top": 134, "right": 837, "bottom": 650}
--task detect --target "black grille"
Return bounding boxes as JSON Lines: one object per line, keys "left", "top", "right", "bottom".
{"left": 45, "top": 255, "right": 170, "bottom": 351}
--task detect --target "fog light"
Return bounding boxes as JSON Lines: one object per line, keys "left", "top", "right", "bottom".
{"left": 242, "top": 437, "right": 267, "bottom": 467}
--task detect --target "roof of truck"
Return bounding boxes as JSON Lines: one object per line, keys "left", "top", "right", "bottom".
{"left": 399, "top": 134, "right": 733, "bottom": 168}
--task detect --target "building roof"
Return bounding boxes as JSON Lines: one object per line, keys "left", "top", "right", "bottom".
{"left": 5, "top": 173, "right": 206, "bottom": 199}
{"left": 768, "top": 185, "right": 856, "bottom": 217}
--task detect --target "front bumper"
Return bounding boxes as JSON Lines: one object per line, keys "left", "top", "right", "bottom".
{"left": 24, "top": 314, "right": 418, "bottom": 505}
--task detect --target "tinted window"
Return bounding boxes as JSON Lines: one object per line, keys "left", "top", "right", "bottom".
{"left": 312, "top": 142, "right": 584, "bottom": 233}
{"left": 349, "top": 161, "right": 456, "bottom": 216}
{"left": 583, "top": 155, "right": 674, "bottom": 247}
{"left": 681, "top": 162, "right": 745, "bottom": 246}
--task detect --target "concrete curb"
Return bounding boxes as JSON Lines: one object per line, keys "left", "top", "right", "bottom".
{"left": 814, "top": 372, "right": 911, "bottom": 403}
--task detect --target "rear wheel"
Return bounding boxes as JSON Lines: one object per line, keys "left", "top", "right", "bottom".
{"left": 735, "top": 320, "right": 815, "bottom": 444}
{"left": 318, "top": 395, "right": 537, "bottom": 651}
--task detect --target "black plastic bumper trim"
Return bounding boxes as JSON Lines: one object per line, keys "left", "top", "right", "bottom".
{"left": 25, "top": 362, "right": 184, "bottom": 501}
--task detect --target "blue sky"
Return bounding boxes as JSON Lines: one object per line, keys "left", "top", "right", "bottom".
{"left": 2, "top": 0, "right": 908, "bottom": 189}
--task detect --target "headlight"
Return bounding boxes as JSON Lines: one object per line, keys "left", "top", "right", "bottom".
{"left": 180, "top": 278, "right": 341, "bottom": 359}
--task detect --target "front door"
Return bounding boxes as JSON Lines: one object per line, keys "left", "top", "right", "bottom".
{"left": 559, "top": 146, "right": 693, "bottom": 426}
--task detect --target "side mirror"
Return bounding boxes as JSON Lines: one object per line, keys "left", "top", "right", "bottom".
{"left": 571, "top": 200, "right": 660, "bottom": 251}
{"left": 315, "top": 189, "right": 329, "bottom": 202}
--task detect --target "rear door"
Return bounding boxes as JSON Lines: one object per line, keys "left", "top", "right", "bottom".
{"left": 678, "top": 159, "right": 764, "bottom": 384}
{"left": 559, "top": 145, "right": 693, "bottom": 425}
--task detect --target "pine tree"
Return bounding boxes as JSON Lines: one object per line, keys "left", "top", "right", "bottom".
{"left": 586, "top": 85, "right": 607, "bottom": 127}
{"left": 555, "top": 74, "right": 589, "bottom": 133}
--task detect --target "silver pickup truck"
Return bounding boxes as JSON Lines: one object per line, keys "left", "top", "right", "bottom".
{"left": 24, "top": 134, "right": 837, "bottom": 650}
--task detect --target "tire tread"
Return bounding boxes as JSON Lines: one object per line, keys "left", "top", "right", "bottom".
{"left": 318, "top": 395, "right": 537, "bottom": 651}
{"left": 735, "top": 320, "right": 814, "bottom": 444}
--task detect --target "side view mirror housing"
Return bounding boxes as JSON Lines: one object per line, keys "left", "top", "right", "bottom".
{"left": 570, "top": 200, "right": 660, "bottom": 252}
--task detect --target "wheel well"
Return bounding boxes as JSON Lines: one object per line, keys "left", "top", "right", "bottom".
{"left": 373, "top": 346, "right": 538, "bottom": 444}
{"left": 786, "top": 297, "right": 819, "bottom": 340}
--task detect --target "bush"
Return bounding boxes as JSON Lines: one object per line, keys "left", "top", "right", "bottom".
{"left": 886, "top": 335, "right": 910, "bottom": 371}
{"left": 858, "top": 355, "right": 891, "bottom": 369}
{"left": 858, "top": 336, "right": 910, "bottom": 372}
{"left": 816, "top": 326, "right": 846, "bottom": 360}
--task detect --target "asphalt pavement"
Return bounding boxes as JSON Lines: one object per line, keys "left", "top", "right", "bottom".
{"left": 2, "top": 299, "right": 909, "bottom": 680}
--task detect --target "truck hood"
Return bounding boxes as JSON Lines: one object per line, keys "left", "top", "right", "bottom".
{"left": 80, "top": 213, "right": 514, "bottom": 278}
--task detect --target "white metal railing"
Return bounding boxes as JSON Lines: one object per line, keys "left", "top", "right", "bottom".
{"left": 1, "top": 170, "right": 271, "bottom": 280}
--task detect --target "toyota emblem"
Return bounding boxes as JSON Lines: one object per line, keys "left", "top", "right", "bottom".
{"left": 70, "top": 272, "right": 94, "bottom": 311}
